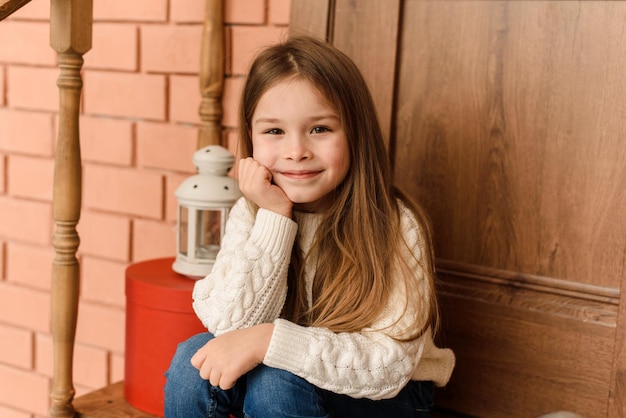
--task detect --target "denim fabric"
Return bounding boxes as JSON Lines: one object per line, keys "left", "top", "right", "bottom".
{"left": 164, "top": 332, "right": 434, "bottom": 418}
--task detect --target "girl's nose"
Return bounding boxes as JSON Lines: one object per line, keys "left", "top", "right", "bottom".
{"left": 285, "top": 135, "right": 311, "bottom": 161}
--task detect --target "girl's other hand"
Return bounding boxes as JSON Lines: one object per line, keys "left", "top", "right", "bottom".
{"left": 238, "top": 157, "right": 293, "bottom": 218}
{"left": 190, "top": 324, "right": 274, "bottom": 390}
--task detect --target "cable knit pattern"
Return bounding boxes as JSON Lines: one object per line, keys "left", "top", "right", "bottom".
{"left": 193, "top": 198, "right": 298, "bottom": 335}
{"left": 192, "top": 196, "right": 455, "bottom": 400}
{"left": 265, "top": 319, "right": 423, "bottom": 399}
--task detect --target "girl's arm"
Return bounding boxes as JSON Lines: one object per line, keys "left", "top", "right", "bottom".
{"left": 192, "top": 197, "right": 298, "bottom": 335}
{"left": 265, "top": 319, "right": 423, "bottom": 400}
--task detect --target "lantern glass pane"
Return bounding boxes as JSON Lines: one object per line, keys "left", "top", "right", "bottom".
{"left": 179, "top": 206, "right": 189, "bottom": 256}
{"left": 196, "top": 209, "right": 221, "bottom": 260}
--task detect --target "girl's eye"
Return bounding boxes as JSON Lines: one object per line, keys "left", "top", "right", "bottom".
{"left": 311, "top": 126, "right": 330, "bottom": 134}
{"left": 264, "top": 128, "right": 284, "bottom": 135}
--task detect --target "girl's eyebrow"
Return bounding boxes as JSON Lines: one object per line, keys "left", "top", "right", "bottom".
{"left": 254, "top": 114, "right": 340, "bottom": 124}
{"left": 253, "top": 117, "right": 281, "bottom": 124}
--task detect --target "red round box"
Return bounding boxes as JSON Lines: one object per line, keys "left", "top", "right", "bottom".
{"left": 124, "top": 257, "right": 207, "bottom": 416}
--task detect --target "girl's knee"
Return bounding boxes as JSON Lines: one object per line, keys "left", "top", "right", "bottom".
{"left": 165, "top": 333, "right": 213, "bottom": 401}
{"left": 244, "top": 366, "right": 326, "bottom": 417}
{"left": 176, "top": 332, "right": 213, "bottom": 360}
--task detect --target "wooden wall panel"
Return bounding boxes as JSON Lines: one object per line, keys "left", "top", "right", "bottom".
{"left": 607, "top": 174, "right": 626, "bottom": 416}
{"left": 391, "top": 1, "right": 626, "bottom": 416}
{"left": 289, "top": 0, "right": 332, "bottom": 40}
{"left": 331, "top": 0, "right": 401, "bottom": 144}
{"left": 437, "top": 286, "right": 615, "bottom": 418}
{"left": 393, "top": 1, "right": 626, "bottom": 287}
{"left": 610, "top": 295, "right": 626, "bottom": 418}
{"left": 436, "top": 264, "right": 619, "bottom": 417}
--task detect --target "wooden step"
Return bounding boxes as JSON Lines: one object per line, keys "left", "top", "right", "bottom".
{"left": 73, "top": 382, "right": 159, "bottom": 418}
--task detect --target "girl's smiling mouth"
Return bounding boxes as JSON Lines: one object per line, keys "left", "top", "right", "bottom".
{"left": 279, "top": 170, "right": 323, "bottom": 179}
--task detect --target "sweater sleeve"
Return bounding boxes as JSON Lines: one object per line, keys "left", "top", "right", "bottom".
{"left": 264, "top": 319, "right": 424, "bottom": 400}
{"left": 263, "top": 203, "right": 435, "bottom": 400}
{"left": 192, "top": 198, "right": 298, "bottom": 336}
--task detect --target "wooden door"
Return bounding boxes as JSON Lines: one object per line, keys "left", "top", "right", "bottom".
{"left": 290, "top": 1, "right": 626, "bottom": 417}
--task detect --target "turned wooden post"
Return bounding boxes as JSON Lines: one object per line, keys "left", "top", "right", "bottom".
{"left": 197, "top": 0, "right": 224, "bottom": 148}
{"left": 49, "top": 1, "right": 93, "bottom": 417}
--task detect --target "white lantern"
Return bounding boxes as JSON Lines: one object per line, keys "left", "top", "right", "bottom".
{"left": 173, "top": 145, "right": 241, "bottom": 279}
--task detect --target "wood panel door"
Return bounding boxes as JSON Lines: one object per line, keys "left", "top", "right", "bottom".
{"left": 291, "top": 1, "right": 626, "bottom": 417}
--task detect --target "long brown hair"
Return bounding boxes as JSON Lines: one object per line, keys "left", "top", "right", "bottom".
{"left": 238, "top": 36, "right": 438, "bottom": 341}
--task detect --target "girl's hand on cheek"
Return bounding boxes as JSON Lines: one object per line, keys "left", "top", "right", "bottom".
{"left": 238, "top": 157, "right": 293, "bottom": 217}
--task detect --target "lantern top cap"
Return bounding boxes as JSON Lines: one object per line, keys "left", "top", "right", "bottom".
{"left": 194, "top": 145, "right": 235, "bottom": 176}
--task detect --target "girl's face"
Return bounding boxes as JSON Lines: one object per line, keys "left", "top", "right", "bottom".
{"left": 250, "top": 78, "right": 350, "bottom": 212}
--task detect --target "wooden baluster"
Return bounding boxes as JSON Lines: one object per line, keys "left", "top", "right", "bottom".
{"left": 49, "top": 1, "right": 93, "bottom": 417}
{"left": 197, "top": 0, "right": 224, "bottom": 149}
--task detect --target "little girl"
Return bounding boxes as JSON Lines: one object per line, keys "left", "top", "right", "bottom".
{"left": 164, "top": 35, "right": 455, "bottom": 418}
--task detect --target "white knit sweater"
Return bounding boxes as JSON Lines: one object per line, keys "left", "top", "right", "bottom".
{"left": 192, "top": 197, "right": 455, "bottom": 400}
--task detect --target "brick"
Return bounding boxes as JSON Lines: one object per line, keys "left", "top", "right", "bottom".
{"left": 80, "top": 116, "right": 133, "bottom": 166}
{"left": 33, "top": 333, "right": 52, "bottom": 376}
{"left": 222, "top": 76, "right": 245, "bottom": 128}
{"left": 269, "top": 0, "right": 291, "bottom": 25}
{"left": 84, "top": 71, "right": 166, "bottom": 120}
{"left": 0, "top": 197, "right": 52, "bottom": 244}
{"left": 0, "top": 241, "right": 4, "bottom": 279}
{"left": 81, "top": 257, "right": 127, "bottom": 307}
{"left": 225, "top": 130, "right": 240, "bottom": 158}
{"left": 93, "top": 0, "right": 167, "bottom": 22}
{"left": 36, "top": 334, "right": 109, "bottom": 388}
{"left": 7, "top": 155, "right": 54, "bottom": 201}
{"left": 136, "top": 122, "right": 197, "bottom": 172}
{"left": 224, "top": 134, "right": 239, "bottom": 165}
{"left": 132, "top": 219, "right": 177, "bottom": 262}
{"left": 170, "top": 0, "right": 205, "bottom": 22}
{"left": 73, "top": 342, "right": 109, "bottom": 388}
{"left": 0, "top": 154, "right": 5, "bottom": 194}
{"left": 0, "top": 66, "right": 5, "bottom": 106}
{"left": 0, "top": 364, "right": 49, "bottom": 416}
{"left": 0, "top": 324, "right": 33, "bottom": 369}
{"left": 76, "top": 302, "right": 125, "bottom": 352}
{"left": 6, "top": 243, "right": 53, "bottom": 291}
{"left": 226, "top": 0, "right": 266, "bottom": 24}
{"left": 84, "top": 24, "right": 138, "bottom": 71}
{"left": 78, "top": 211, "right": 131, "bottom": 261}
{"left": 0, "top": 22, "right": 56, "bottom": 66}
{"left": 0, "top": 404, "right": 31, "bottom": 418}
{"left": 0, "top": 109, "right": 55, "bottom": 156}
{"left": 6, "top": 66, "right": 58, "bottom": 112}
{"left": 0, "top": 282, "right": 50, "bottom": 332}
{"left": 75, "top": 383, "right": 93, "bottom": 398}
{"left": 141, "top": 25, "right": 203, "bottom": 74}
{"left": 231, "top": 26, "right": 288, "bottom": 75}
{"left": 111, "top": 352, "right": 125, "bottom": 382}
{"left": 165, "top": 173, "right": 189, "bottom": 221}
{"left": 170, "top": 75, "right": 201, "bottom": 124}
{"left": 83, "top": 164, "right": 163, "bottom": 219}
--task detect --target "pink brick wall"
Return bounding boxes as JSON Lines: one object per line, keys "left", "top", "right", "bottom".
{"left": 0, "top": 0, "right": 290, "bottom": 416}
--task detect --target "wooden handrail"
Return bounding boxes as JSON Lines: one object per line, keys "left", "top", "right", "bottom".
{"left": 0, "top": 0, "right": 31, "bottom": 21}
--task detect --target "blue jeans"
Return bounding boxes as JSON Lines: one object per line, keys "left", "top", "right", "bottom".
{"left": 164, "top": 332, "right": 434, "bottom": 418}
